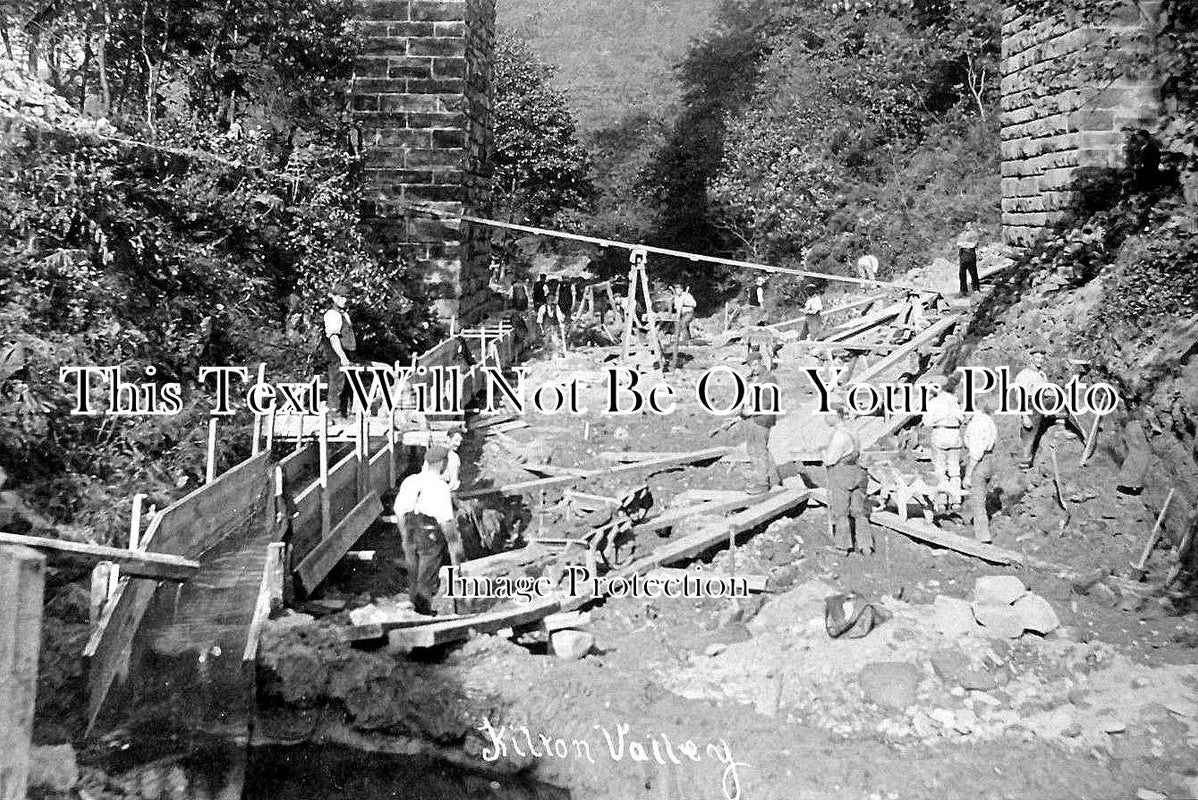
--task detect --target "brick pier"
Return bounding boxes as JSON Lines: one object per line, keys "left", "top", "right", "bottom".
{"left": 352, "top": 0, "right": 497, "bottom": 321}
{"left": 999, "top": 1, "right": 1163, "bottom": 246}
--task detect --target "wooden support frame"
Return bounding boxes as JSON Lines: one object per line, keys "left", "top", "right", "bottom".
{"left": 295, "top": 492, "right": 383, "bottom": 593}
{"left": 243, "top": 542, "right": 286, "bottom": 662}
{"left": 847, "top": 315, "right": 960, "bottom": 387}
{"left": 0, "top": 532, "right": 199, "bottom": 581}
{"left": 389, "top": 487, "right": 812, "bottom": 648}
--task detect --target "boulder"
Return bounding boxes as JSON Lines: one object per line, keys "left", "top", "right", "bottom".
{"left": 929, "top": 649, "right": 970, "bottom": 683}
{"left": 1013, "top": 593, "right": 1060, "bottom": 635}
{"left": 929, "top": 595, "right": 979, "bottom": 637}
{"left": 972, "top": 603, "right": 1026, "bottom": 639}
{"left": 960, "top": 669, "right": 999, "bottom": 692}
{"left": 28, "top": 744, "right": 78, "bottom": 792}
{"left": 550, "top": 630, "right": 594, "bottom": 661}
{"left": 859, "top": 661, "right": 920, "bottom": 710}
{"left": 973, "top": 575, "right": 1027, "bottom": 606}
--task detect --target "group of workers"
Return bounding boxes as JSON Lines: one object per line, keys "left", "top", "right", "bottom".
{"left": 739, "top": 342, "right": 1071, "bottom": 556}
{"left": 312, "top": 220, "right": 1010, "bottom": 603}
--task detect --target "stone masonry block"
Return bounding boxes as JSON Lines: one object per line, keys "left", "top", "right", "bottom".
{"left": 408, "top": 36, "right": 466, "bottom": 58}
{"left": 355, "top": 0, "right": 411, "bottom": 21}
{"left": 410, "top": 1, "right": 467, "bottom": 23}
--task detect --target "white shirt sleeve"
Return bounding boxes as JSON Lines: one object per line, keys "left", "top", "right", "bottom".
{"left": 323, "top": 308, "right": 343, "bottom": 337}
{"left": 394, "top": 475, "right": 419, "bottom": 516}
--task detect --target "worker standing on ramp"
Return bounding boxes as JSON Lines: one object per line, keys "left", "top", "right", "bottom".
{"left": 922, "top": 374, "right": 966, "bottom": 513}
{"left": 963, "top": 396, "right": 998, "bottom": 543}
{"left": 394, "top": 445, "right": 465, "bottom": 616}
{"left": 823, "top": 405, "right": 873, "bottom": 556}
{"left": 742, "top": 351, "right": 781, "bottom": 494}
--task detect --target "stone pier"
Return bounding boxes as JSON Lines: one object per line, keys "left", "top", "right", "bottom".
{"left": 1000, "top": 1, "right": 1162, "bottom": 246}
{"left": 352, "top": 0, "right": 497, "bottom": 321}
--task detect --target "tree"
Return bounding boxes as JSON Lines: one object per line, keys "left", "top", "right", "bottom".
{"left": 492, "top": 34, "right": 594, "bottom": 224}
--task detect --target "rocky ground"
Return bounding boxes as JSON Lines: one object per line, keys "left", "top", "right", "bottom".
{"left": 253, "top": 264, "right": 1198, "bottom": 800}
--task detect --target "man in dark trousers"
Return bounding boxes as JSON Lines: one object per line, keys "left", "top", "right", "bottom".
{"left": 532, "top": 274, "right": 548, "bottom": 327}
{"left": 741, "top": 351, "right": 781, "bottom": 494}
{"left": 957, "top": 222, "right": 981, "bottom": 296}
{"left": 322, "top": 282, "right": 357, "bottom": 420}
{"left": 823, "top": 404, "right": 872, "bottom": 556}
{"left": 394, "top": 444, "right": 464, "bottom": 616}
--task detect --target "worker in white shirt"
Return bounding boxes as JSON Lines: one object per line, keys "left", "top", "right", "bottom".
{"left": 855, "top": 254, "right": 880, "bottom": 282}
{"left": 921, "top": 375, "right": 966, "bottom": 512}
{"left": 799, "top": 285, "right": 824, "bottom": 340}
{"left": 1013, "top": 347, "right": 1050, "bottom": 468}
{"left": 394, "top": 444, "right": 464, "bottom": 615}
{"left": 895, "top": 289, "right": 926, "bottom": 342}
{"left": 442, "top": 426, "right": 464, "bottom": 493}
{"left": 671, "top": 284, "right": 697, "bottom": 345}
{"left": 823, "top": 405, "right": 872, "bottom": 556}
{"left": 963, "top": 396, "right": 998, "bottom": 543}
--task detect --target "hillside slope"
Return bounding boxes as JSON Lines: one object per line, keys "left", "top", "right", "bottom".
{"left": 497, "top": 0, "right": 720, "bottom": 135}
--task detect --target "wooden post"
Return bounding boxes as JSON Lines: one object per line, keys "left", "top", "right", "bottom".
{"left": 265, "top": 406, "right": 276, "bottom": 451}
{"left": 319, "top": 412, "right": 331, "bottom": 540}
{"left": 251, "top": 363, "right": 266, "bottom": 456}
{"left": 620, "top": 251, "right": 641, "bottom": 360}
{"left": 0, "top": 545, "right": 45, "bottom": 800}
{"left": 129, "top": 493, "right": 146, "bottom": 551}
{"left": 356, "top": 410, "right": 368, "bottom": 501}
{"left": 89, "top": 562, "right": 113, "bottom": 627}
{"left": 638, "top": 255, "right": 666, "bottom": 369}
{"left": 387, "top": 405, "right": 398, "bottom": 488}
{"left": 206, "top": 416, "right": 219, "bottom": 484}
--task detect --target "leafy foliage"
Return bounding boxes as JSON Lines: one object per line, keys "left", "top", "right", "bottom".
{"left": 492, "top": 34, "right": 595, "bottom": 224}
{"left": 0, "top": 0, "right": 441, "bottom": 538}
{"left": 706, "top": 0, "right": 1001, "bottom": 281}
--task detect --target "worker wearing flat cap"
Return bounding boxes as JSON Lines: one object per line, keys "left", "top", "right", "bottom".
{"left": 322, "top": 282, "right": 358, "bottom": 420}
{"left": 742, "top": 350, "right": 781, "bottom": 494}
{"left": 394, "top": 444, "right": 465, "bottom": 615}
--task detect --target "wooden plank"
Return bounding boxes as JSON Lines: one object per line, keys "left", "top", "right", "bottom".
{"left": 295, "top": 492, "right": 384, "bottom": 593}
{"left": 868, "top": 511, "right": 1062, "bottom": 570}
{"left": 598, "top": 451, "right": 696, "bottom": 463}
{"left": 520, "top": 463, "right": 590, "bottom": 478}
{"left": 768, "top": 294, "right": 888, "bottom": 331}
{"left": 243, "top": 542, "right": 285, "bottom": 662}
{"left": 367, "top": 447, "right": 391, "bottom": 496}
{"left": 0, "top": 531, "right": 199, "bottom": 581}
{"left": 826, "top": 303, "right": 904, "bottom": 340}
{"left": 542, "top": 611, "right": 592, "bottom": 632}
{"left": 847, "top": 316, "right": 960, "bottom": 386}
{"left": 458, "top": 446, "right": 731, "bottom": 499}
{"left": 0, "top": 546, "right": 43, "bottom": 800}
{"left": 602, "top": 488, "right": 812, "bottom": 588}
{"left": 637, "top": 494, "right": 766, "bottom": 535}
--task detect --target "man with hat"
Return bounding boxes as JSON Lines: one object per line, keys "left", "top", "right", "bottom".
{"left": 322, "top": 282, "right": 358, "bottom": 420}
{"left": 957, "top": 221, "right": 981, "bottom": 296}
{"left": 741, "top": 351, "right": 781, "bottom": 494}
{"left": 799, "top": 284, "right": 824, "bottom": 340}
{"left": 746, "top": 275, "right": 768, "bottom": 325}
{"left": 1013, "top": 345, "right": 1085, "bottom": 467}
{"left": 823, "top": 404, "right": 872, "bottom": 555}
{"left": 921, "top": 373, "right": 966, "bottom": 512}
{"left": 394, "top": 444, "right": 465, "bottom": 615}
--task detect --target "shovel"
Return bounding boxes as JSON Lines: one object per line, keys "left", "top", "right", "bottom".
{"left": 708, "top": 417, "right": 739, "bottom": 438}
{"left": 1130, "top": 488, "right": 1175, "bottom": 581}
